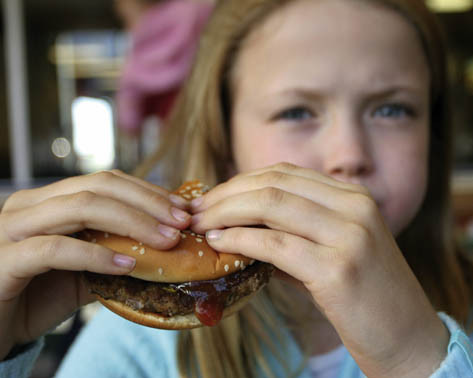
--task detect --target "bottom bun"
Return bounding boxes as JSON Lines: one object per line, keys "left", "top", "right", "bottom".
{"left": 96, "top": 292, "right": 256, "bottom": 330}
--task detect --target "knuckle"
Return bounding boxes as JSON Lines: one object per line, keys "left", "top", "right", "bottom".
{"left": 355, "top": 185, "right": 371, "bottom": 197}
{"left": 2, "top": 190, "right": 27, "bottom": 212}
{"left": 43, "top": 235, "right": 65, "bottom": 257}
{"left": 263, "top": 231, "right": 287, "bottom": 254}
{"left": 109, "top": 169, "right": 124, "bottom": 175}
{"left": 146, "top": 191, "right": 165, "bottom": 206}
{"left": 91, "top": 170, "right": 116, "bottom": 185}
{"left": 260, "top": 187, "right": 285, "bottom": 208}
{"left": 350, "top": 192, "right": 378, "bottom": 222}
{"left": 342, "top": 222, "right": 372, "bottom": 252}
{"left": 259, "top": 171, "right": 286, "bottom": 186}
{"left": 273, "top": 162, "right": 296, "bottom": 171}
{"left": 327, "top": 255, "right": 361, "bottom": 290}
{"left": 81, "top": 243, "right": 105, "bottom": 267}
{"left": 0, "top": 212, "right": 17, "bottom": 242}
{"left": 30, "top": 235, "right": 64, "bottom": 261}
{"left": 70, "top": 190, "right": 97, "bottom": 210}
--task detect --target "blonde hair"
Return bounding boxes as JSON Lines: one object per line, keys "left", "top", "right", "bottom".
{"left": 137, "top": 0, "right": 473, "bottom": 376}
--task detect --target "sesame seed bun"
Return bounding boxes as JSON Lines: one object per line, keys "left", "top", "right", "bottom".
{"left": 81, "top": 229, "right": 254, "bottom": 283}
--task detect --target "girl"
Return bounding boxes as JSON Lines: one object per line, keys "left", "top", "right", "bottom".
{"left": 1, "top": 0, "right": 472, "bottom": 377}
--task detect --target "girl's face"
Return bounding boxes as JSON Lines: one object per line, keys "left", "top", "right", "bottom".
{"left": 230, "top": 0, "right": 430, "bottom": 236}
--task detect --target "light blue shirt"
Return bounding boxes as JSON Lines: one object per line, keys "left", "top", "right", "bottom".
{"left": 1, "top": 310, "right": 472, "bottom": 377}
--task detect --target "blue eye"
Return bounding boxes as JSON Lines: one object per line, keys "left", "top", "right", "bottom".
{"left": 277, "top": 107, "right": 313, "bottom": 121}
{"left": 373, "top": 104, "right": 413, "bottom": 118}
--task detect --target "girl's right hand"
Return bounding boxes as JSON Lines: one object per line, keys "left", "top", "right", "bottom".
{"left": 0, "top": 170, "right": 191, "bottom": 360}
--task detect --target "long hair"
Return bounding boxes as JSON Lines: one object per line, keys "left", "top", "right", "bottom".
{"left": 136, "top": 0, "right": 473, "bottom": 376}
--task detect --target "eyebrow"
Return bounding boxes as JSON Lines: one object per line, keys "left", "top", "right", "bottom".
{"left": 273, "top": 85, "right": 426, "bottom": 99}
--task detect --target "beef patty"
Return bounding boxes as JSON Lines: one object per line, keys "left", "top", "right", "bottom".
{"left": 83, "top": 262, "right": 273, "bottom": 317}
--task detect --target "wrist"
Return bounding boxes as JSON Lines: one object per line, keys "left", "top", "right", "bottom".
{"left": 351, "top": 309, "right": 449, "bottom": 378}
{"left": 371, "top": 313, "right": 449, "bottom": 378}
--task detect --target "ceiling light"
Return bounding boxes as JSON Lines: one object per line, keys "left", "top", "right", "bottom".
{"left": 426, "top": 0, "right": 473, "bottom": 12}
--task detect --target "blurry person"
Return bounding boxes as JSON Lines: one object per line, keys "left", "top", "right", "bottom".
{"left": 115, "top": 0, "right": 214, "bottom": 136}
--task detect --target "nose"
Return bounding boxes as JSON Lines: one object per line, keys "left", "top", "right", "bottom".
{"left": 321, "top": 114, "right": 373, "bottom": 183}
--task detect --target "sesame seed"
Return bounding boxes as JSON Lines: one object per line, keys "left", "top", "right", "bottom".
{"left": 132, "top": 245, "right": 139, "bottom": 251}
{"left": 198, "top": 251, "right": 204, "bottom": 257}
{"left": 186, "top": 186, "right": 191, "bottom": 190}
{"left": 224, "top": 264, "right": 229, "bottom": 272}
{"left": 241, "top": 262, "right": 246, "bottom": 270}
{"left": 193, "top": 193, "right": 202, "bottom": 198}
{"left": 139, "top": 248, "right": 145, "bottom": 255}
{"left": 234, "top": 260, "right": 240, "bottom": 268}
{"left": 104, "top": 232, "right": 109, "bottom": 238}
{"left": 183, "top": 194, "right": 191, "bottom": 199}
{"left": 196, "top": 183, "right": 204, "bottom": 187}
{"left": 139, "top": 242, "right": 143, "bottom": 246}
{"left": 181, "top": 233, "right": 187, "bottom": 239}
{"left": 196, "top": 238, "right": 203, "bottom": 243}
{"left": 250, "top": 259, "right": 255, "bottom": 265}
{"left": 158, "top": 268, "right": 163, "bottom": 275}
{"left": 179, "top": 189, "right": 186, "bottom": 193}
{"left": 191, "top": 232, "right": 196, "bottom": 236}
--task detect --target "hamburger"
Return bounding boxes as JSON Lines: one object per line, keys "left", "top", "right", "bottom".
{"left": 80, "top": 181, "right": 274, "bottom": 329}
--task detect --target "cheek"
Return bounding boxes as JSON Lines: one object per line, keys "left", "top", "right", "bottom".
{"left": 232, "top": 126, "right": 311, "bottom": 172}
{"left": 378, "top": 138, "right": 429, "bottom": 236}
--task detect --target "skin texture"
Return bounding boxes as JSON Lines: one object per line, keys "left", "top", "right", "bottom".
{"left": 190, "top": 0, "right": 449, "bottom": 377}
{"left": 0, "top": 170, "right": 191, "bottom": 360}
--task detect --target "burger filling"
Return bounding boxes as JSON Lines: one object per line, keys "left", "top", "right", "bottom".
{"left": 83, "top": 262, "right": 273, "bottom": 326}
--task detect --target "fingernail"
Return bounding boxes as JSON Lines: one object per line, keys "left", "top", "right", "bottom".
{"left": 113, "top": 254, "right": 136, "bottom": 269}
{"left": 191, "top": 213, "right": 202, "bottom": 226}
{"left": 171, "top": 207, "right": 190, "bottom": 222}
{"left": 158, "top": 224, "right": 179, "bottom": 239}
{"left": 169, "top": 194, "right": 187, "bottom": 208}
{"left": 206, "top": 229, "right": 223, "bottom": 241}
{"left": 191, "top": 196, "right": 204, "bottom": 209}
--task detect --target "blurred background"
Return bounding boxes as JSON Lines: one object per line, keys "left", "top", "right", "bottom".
{"left": 0, "top": 0, "right": 472, "bottom": 376}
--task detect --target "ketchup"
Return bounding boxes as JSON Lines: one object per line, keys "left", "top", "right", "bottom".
{"left": 175, "top": 280, "right": 229, "bottom": 327}
{"left": 194, "top": 297, "right": 225, "bottom": 326}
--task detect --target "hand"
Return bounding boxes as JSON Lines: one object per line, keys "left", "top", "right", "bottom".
{"left": 190, "top": 163, "right": 448, "bottom": 378}
{"left": 0, "top": 170, "right": 191, "bottom": 360}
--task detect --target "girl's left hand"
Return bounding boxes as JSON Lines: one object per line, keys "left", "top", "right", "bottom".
{"left": 190, "top": 162, "right": 448, "bottom": 378}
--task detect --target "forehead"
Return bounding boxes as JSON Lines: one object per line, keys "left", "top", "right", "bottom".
{"left": 232, "top": 0, "right": 430, "bottom": 94}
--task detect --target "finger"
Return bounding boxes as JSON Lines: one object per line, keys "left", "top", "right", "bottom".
{"left": 3, "top": 171, "right": 188, "bottom": 217}
{"left": 191, "top": 169, "right": 370, "bottom": 216}
{"left": 2, "top": 191, "right": 181, "bottom": 249}
{"left": 238, "top": 162, "right": 364, "bottom": 192}
{"left": 205, "top": 227, "right": 332, "bottom": 287}
{"left": 108, "top": 170, "right": 170, "bottom": 197}
{"left": 192, "top": 188, "right": 347, "bottom": 247}
{"left": 108, "top": 170, "right": 188, "bottom": 208}
{"left": 77, "top": 172, "right": 191, "bottom": 226}
{"left": 0, "top": 236, "right": 136, "bottom": 300}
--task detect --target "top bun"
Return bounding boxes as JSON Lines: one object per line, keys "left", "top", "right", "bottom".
{"left": 80, "top": 180, "right": 254, "bottom": 283}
